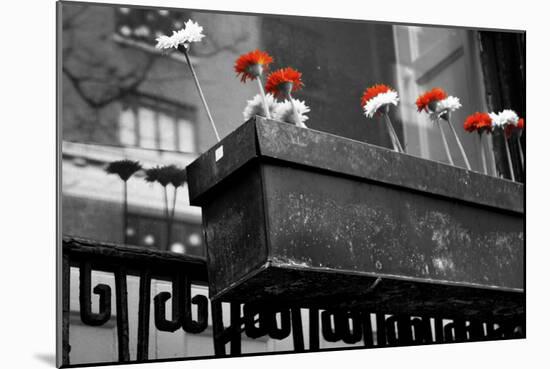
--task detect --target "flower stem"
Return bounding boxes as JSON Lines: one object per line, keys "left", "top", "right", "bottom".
{"left": 168, "top": 186, "right": 178, "bottom": 249}
{"left": 447, "top": 117, "right": 471, "bottom": 170}
{"left": 437, "top": 119, "right": 454, "bottom": 166}
{"left": 479, "top": 133, "right": 488, "bottom": 175}
{"left": 181, "top": 46, "right": 220, "bottom": 142}
{"left": 171, "top": 187, "right": 178, "bottom": 222}
{"left": 383, "top": 115, "right": 399, "bottom": 152}
{"left": 123, "top": 180, "right": 128, "bottom": 245}
{"left": 516, "top": 136, "right": 525, "bottom": 171}
{"left": 163, "top": 186, "right": 170, "bottom": 250}
{"left": 256, "top": 76, "right": 271, "bottom": 119}
{"left": 384, "top": 113, "right": 404, "bottom": 153}
{"left": 503, "top": 135, "right": 516, "bottom": 181}
{"left": 288, "top": 95, "right": 307, "bottom": 128}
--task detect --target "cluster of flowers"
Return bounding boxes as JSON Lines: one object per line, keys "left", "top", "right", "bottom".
{"left": 154, "top": 20, "right": 524, "bottom": 180}
{"left": 359, "top": 85, "right": 466, "bottom": 163}
{"left": 463, "top": 109, "right": 525, "bottom": 180}
{"left": 242, "top": 93, "right": 310, "bottom": 126}
{"left": 234, "top": 50, "right": 309, "bottom": 127}
{"left": 464, "top": 109, "right": 525, "bottom": 137}
{"left": 359, "top": 85, "right": 462, "bottom": 121}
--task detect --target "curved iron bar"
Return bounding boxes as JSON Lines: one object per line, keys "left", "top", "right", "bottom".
{"left": 361, "top": 311, "right": 374, "bottom": 347}
{"left": 384, "top": 315, "right": 400, "bottom": 345}
{"left": 243, "top": 304, "right": 269, "bottom": 339}
{"left": 410, "top": 316, "right": 433, "bottom": 344}
{"left": 154, "top": 274, "right": 182, "bottom": 332}
{"left": 242, "top": 304, "right": 294, "bottom": 340}
{"left": 181, "top": 275, "right": 209, "bottom": 334}
{"left": 266, "top": 309, "right": 292, "bottom": 340}
{"left": 321, "top": 310, "right": 341, "bottom": 342}
{"left": 321, "top": 309, "right": 363, "bottom": 344}
{"left": 443, "top": 318, "right": 467, "bottom": 342}
{"left": 79, "top": 262, "right": 112, "bottom": 326}
{"left": 338, "top": 310, "right": 363, "bottom": 344}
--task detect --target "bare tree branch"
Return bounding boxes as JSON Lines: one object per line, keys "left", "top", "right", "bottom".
{"left": 62, "top": 54, "right": 157, "bottom": 109}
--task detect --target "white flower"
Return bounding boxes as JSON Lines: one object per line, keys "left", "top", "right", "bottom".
{"left": 155, "top": 20, "right": 205, "bottom": 50}
{"left": 490, "top": 109, "right": 519, "bottom": 128}
{"left": 243, "top": 93, "right": 279, "bottom": 121}
{"left": 273, "top": 99, "right": 310, "bottom": 126}
{"left": 155, "top": 35, "right": 174, "bottom": 49}
{"left": 363, "top": 90, "right": 399, "bottom": 118}
{"left": 429, "top": 96, "right": 462, "bottom": 121}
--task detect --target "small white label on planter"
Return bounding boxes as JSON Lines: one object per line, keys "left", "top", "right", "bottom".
{"left": 215, "top": 145, "right": 224, "bottom": 162}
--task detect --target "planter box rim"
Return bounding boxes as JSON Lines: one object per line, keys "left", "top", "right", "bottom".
{"left": 187, "top": 117, "right": 524, "bottom": 214}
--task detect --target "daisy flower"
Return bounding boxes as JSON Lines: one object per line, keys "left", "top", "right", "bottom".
{"left": 265, "top": 67, "right": 304, "bottom": 99}
{"left": 464, "top": 112, "right": 493, "bottom": 175}
{"left": 155, "top": 20, "right": 205, "bottom": 50}
{"left": 155, "top": 20, "right": 220, "bottom": 142}
{"left": 418, "top": 88, "right": 469, "bottom": 168}
{"left": 360, "top": 84, "right": 399, "bottom": 118}
{"left": 489, "top": 109, "right": 521, "bottom": 180}
{"left": 490, "top": 109, "right": 520, "bottom": 128}
{"left": 464, "top": 112, "right": 493, "bottom": 133}
{"left": 518, "top": 118, "right": 525, "bottom": 130}
{"left": 234, "top": 50, "right": 274, "bottom": 83}
{"left": 273, "top": 99, "right": 310, "bottom": 126}
{"left": 360, "top": 84, "right": 404, "bottom": 152}
{"left": 243, "top": 93, "right": 279, "bottom": 121}
{"left": 416, "top": 88, "right": 447, "bottom": 113}
{"left": 490, "top": 109, "right": 520, "bottom": 138}
{"left": 428, "top": 96, "right": 462, "bottom": 121}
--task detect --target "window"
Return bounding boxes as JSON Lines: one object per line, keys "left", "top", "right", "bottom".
{"left": 126, "top": 212, "right": 204, "bottom": 257}
{"left": 393, "top": 26, "right": 496, "bottom": 174}
{"left": 114, "top": 7, "right": 192, "bottom": 47}
{"left": 118, "top": 94, "right": 197, "bottom": 152}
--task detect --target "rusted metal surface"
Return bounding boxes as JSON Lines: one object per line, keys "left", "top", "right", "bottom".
{"left": 187, "top": 117, "right": 524, "bottom": 319}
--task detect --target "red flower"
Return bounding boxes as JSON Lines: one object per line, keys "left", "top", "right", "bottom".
{"left": 360, "top": 84, "right": 392, "bottom": 107}
{"left": 464, "top": 112, "right": 492, "bottom": 133}
{"left": 234, "top": 50, "right": 274, "bottom": 83}
{"left": 416, "top": 88, "right": 448, "bottom": 112}
{"left": 265, "top": 67, "right": 304, "bottom": 98}
{"left": 518, "top": 118, "right": 525, "bottom": 130}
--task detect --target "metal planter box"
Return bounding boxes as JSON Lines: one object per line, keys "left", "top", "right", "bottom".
{"left": 187, "top": 117, "right": 524, "bottom": 320}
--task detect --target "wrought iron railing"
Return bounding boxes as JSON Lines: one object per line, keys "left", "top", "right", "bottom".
{"left": 62, "top": 236, "right": 524, "bottom": 366}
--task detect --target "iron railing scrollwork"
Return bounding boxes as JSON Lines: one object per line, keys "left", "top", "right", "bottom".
{"left": 62, "top": 237, "right": 525, "bottom": 366}
{"left": 62, "top": 237, "right": 209, "bottom": 365}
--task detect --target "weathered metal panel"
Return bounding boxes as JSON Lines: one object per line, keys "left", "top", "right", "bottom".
{"left": 201, "top": 166, "right": 269, "bottom": 298}
{"left": 187, "top": 119, "right": 258, "bottom": 205}
{"left": 262, "top": 164, "right": 523, "bottom": 290}
{"left": 186, "top": 117, "right": 525, "bottom": 319}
